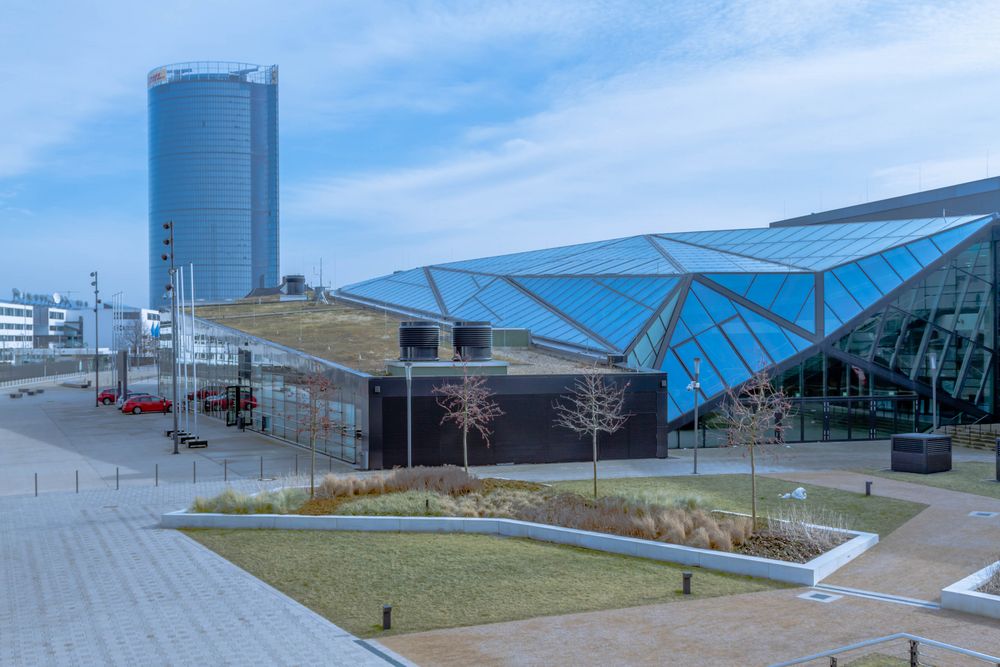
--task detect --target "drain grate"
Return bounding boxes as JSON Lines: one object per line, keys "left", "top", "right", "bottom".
{"left": 798, "top": 591, "right": 843, "bottom": 603}
{"left": 969, "top": 511, "right": 998, "bottom": 518}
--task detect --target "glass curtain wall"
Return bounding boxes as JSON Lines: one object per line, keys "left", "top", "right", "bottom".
{"left": 158, "top": 317, "right": 369, "bottom": 463}
{"left": 681, "top": 241, "right": 995, "bottom": 447}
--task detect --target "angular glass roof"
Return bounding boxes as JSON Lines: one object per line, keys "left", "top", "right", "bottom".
{"left": 338, "top": 213, "right": 996, "bottom": 425}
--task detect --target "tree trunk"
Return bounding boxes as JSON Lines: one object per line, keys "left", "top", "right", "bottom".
{"left": 592, "top": 430, "right": 598, "bottom": 498}
{"left": 750, "top": 442, "right": 757, "bottom": 528}
{"left": 463, "top": 423, "right": 469, "bottom": 473}
{"left": 310, "top": 431, "right": 316, "bottom": 498}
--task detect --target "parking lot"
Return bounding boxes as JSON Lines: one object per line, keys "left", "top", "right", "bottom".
{"left": 0, "top": 378, "right": 356, "bottom": 497}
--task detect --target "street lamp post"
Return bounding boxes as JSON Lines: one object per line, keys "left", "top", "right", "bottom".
{"left": 689, "top": 357, "right": 701, "bottom": 474}
{"left": 929, "top": 352, "right": 938, "bottom": 431}
{"left": 404, "top": 361, "right": 413, "bottom": 468}
{"left": 162, "top": 222, "right": 180, "bottom": 455}
{"left": 90, "top": 272, "right": 99, "bottom": 407}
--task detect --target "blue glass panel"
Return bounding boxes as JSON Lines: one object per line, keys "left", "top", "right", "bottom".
{"left": 746, "top": 274, "right": 786, "bottom": 309}
{"left": 343, "top": 268, "right": 441, "bottom": 314}
{"left": 721, "top": 317, "right": 770, "bottom": 371}
{"left": 516, "top": 277, "right": 652, "bottom": 350}
{"left": 704, "top": 274, "right": 753, "bottom": 295}
{"left": 832, "top": 263, "right": 882, "bottom": 308}
{"left": 769, "top": 274, "right": 813, "bottom": 325}
{"left": 930, "top": 216, "right": 992, "bottom": 254}
{"left": 671, "top": 318, "right": 692, "bottom": 344}
{"left": 677, "top": 288, "right": 715, "bottom": 336}
{"left": 599, "top": 276, "right": 677, "bottom": 309}
{"left": 880, "top": 246, "right": 922, "bottom": 282}
{"left": 733, "top": 304, "right": 801, "bottom": 364}
{"left": 796, "top": 287, "right": 816, "bottom": 332}
{"left": 856, "top": 254, "right": 902, "bottom": 294}
{"left": 690, "top": 282, "right": 737, "bottom": 323}
{"left": 695, "top": 326, "right": 750, "bottom": 386}
{"left": 823, "top": 273, "right": 862, "bottom": 323}
{"left": 824, "top": 304, "right": 843, "bottom": 335}
{"left": 905, "top": 239, "right": 942, "bottom": 267}
{"left": 673, "top": 340, "right": 724, "bottom": 396}
{"left": 429, "top": 269, "right": 484, "bottom": 313}
{"left": 662, "top": 351, "right": 694, "bottom": 413}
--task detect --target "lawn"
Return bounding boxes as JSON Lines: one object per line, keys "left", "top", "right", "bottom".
{"left": 863, "top": 462, "right": 1000, "bottom": 500}
{"left": 183, "top": 529, "right": 787, "bottom": 637}
{"left": 552, "top": 474, "right": 926, "bottom": 537}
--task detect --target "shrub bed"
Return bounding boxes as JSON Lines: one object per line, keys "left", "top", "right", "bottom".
{"left": 190, "top": 467, "right": 851, "bottom": 563}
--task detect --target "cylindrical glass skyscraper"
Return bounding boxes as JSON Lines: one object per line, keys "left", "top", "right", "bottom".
{"left": 148, "top": 61, "right": 279, "bottom": 306}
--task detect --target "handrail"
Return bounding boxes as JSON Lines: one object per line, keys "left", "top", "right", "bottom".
{"left": 769, "top": 632, "right": 1000, "bottom": 666}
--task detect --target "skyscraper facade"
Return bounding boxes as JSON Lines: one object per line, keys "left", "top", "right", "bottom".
{"left": 148, "top": 61, "right": 279, "bottom": 306}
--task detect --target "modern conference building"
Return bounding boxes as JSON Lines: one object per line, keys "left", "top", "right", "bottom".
{"left": 337, "top": 178, "right": 1000, "bottom": 446}
{"left": 147, "top": 61, "right": 279, "bottom": 307}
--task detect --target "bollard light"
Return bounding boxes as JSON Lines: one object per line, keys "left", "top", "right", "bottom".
{"left": 865, "top": 481, "right": 872, "bottom": 496}
{"left": 682, "top": 571, "right": 692, "bottom": 595}
{"left": 382, "top": 604, "right": 392, "bottom": 630}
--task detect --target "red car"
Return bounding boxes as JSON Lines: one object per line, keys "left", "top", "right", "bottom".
{"left": 204, "top": 393, "right": 257, "bottom": 411}
{"left": 98, "top": 388, "right": 118, "bottom": 405}
{"left": 122, "top": 395, "right": 172, "bottom": 414}
{"left": 187, "top": 386, "right": 222, "bottom": 401}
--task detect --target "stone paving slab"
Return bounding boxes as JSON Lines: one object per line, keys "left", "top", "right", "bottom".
{"left": 0, "top": 482, "right": 389, "bottom": 666}
{"left": 381, "top": 587, "right": 1000, "bottom": 666}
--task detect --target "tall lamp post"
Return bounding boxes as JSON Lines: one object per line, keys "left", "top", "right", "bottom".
{"left": 688, "top": 357, "right": 701, "bottom": 474}
{"left": 404, "top": 361, "right": 413, "bottom": 468}
{"left": 161, "top": 221, "right": 180, "bottom": 455}
{"left": 90, "top": 271, "right": 99, "bottom": 407}
{"left": 929, "top": 352, "right": 938, "bottom": 431}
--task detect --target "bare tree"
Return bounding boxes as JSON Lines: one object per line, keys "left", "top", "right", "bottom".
{"left": 433, "top": 369, "right": 504, "bottom": 472}
{"left": 296, "top": 370, "right": 338, "bottom": 497}
{"left": 719, "top": 368, "right": 793, "bottom": 526}
{"left": 119, "top": 318, "right": 152, "bottom": 360}
{"left": 553, "top": 370, "right": 631, "bottom": 498}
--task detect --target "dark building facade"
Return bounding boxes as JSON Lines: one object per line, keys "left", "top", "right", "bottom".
{"left": 148, "top": 61, "right": 279, "bottom": 306}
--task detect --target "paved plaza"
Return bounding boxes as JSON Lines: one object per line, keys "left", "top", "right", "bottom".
{"left": 3, "top": 378, "right": 1000, "bottom": 665}
{"left": 0, "top": 382, "right": 355, "bottom": 497}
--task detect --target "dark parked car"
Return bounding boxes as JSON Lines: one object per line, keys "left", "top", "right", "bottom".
{"left": 121, "top": 395, "right": 172, "bottom": 415}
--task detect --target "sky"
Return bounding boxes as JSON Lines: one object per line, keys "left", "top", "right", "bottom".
{"left": 2, "top": 0, "right": 1000, "bottom": 307}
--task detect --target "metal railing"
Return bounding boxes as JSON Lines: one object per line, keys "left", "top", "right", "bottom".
{"left": 771, "top": 633, "right": 1000, "bottom": 666}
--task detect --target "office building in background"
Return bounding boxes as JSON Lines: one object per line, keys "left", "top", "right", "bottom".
{"left": 147, "top": 61, "right": 279, "bottom": 306}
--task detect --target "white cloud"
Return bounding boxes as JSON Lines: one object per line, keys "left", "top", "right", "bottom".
{"left": 285, "top": 0, "right": 1000, "bottom": 285}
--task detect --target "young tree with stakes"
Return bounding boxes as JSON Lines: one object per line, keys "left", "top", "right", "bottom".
{"left": 433, "top": 369, "right": 504, "bottom": 473}
{"left": 553, "top": 370, "right": 631, "bottom": 498}
{"left": 719, "top": 368, "right": 793, "bottom": 527}
{"left": 296, "top": 370, "right": 337, "bottom": 497}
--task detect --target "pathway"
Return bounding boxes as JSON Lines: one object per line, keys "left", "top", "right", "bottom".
{"left": 764, "top": 470, "right": 1000, "bottom": 601}
{"left": 0, "top": 482, "right": 402, "bottom": 666}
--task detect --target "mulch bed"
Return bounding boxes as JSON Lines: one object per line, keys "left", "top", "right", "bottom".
{"left": 735, "top": 532, "right": 849, "bottom": 563}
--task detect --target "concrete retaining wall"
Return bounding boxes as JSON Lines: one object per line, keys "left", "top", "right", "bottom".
{"left": 163, "top": 511, "right": 877, "bottom": 586}
{"left": 941, "top": 562, "right": 1000, "bottom": 619}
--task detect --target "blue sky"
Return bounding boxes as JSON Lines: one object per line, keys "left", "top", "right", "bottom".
{"left": 2, "top": 1, "right": 1000, "bottom": 306}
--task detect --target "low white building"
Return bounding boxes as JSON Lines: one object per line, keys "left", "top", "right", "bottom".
{"left": 0, "top": 301, "right": 34, "bottom": 350}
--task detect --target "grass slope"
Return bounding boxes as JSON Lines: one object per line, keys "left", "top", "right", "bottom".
{"left": 184, "top": 529, "right": 786, "bottom": 637}
{"left": 552, "top": 474, "right": 926, "bottom": 536}
{"left": 863, "top": 462, "right": 1000, "bottom": 500}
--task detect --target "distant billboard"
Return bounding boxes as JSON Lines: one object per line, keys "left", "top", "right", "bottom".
{"left": 147, "top": 67, "right": 167, "bottom": 88}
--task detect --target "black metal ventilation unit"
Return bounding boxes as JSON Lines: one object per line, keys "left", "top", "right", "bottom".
{"left": 284, "top": 274, "right": 305, "bottom": 295}
{"left": 399, "top": 321, "right": 440, "bottom": 361}
{"left": 453, "top": 321, "right": 493, "bottom": 361}
{"left": 890, "top": 433, "right": 952, "bottom": 474}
